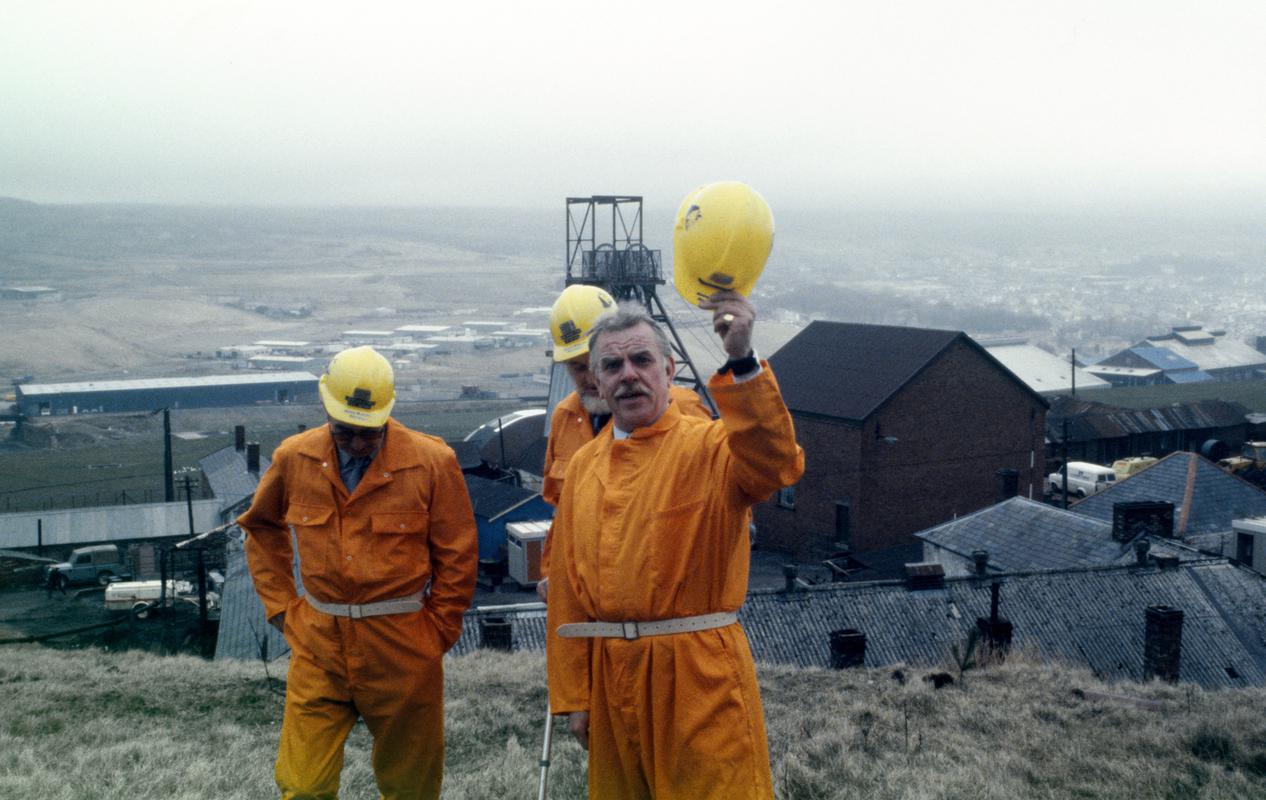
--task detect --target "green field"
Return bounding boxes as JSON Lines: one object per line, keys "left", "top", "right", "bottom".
{"left": 0, "top": 400, "right": 527, "bottom": 513}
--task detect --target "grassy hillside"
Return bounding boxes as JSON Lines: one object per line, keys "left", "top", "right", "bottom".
{"left": 2, "top": 646, "right": 1265, "bottom": 799}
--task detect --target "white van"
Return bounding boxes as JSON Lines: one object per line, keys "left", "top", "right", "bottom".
{"left": 1048, "top": 461, "right": 1116, "bottom": 499}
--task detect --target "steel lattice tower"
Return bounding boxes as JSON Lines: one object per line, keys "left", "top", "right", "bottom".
{"left": 561, "top": 195, "right": 716, "bottom": 413}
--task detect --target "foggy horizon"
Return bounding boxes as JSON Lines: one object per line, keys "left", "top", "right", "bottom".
{"left": 3, "top": 2, "right": 1263, "bottom": 215}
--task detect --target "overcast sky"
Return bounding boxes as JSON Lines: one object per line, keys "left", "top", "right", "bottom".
{"left": 2, "top": 1, "right": 1263, "bottom": 212}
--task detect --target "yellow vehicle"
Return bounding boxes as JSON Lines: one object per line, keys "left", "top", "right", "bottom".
{"left": 1111, "top": 456, "right": 1158, "bottom": 479}
{"left": 1219, "top": 442, "right": 1266, "bottom": 487}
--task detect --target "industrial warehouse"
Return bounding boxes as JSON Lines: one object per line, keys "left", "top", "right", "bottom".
{"left": 15, "top": 372, "right": 318, "bottom": 416}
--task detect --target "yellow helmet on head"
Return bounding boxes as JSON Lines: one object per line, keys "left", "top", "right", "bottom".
{"left": 319, "top": 346, "right": 396, "bottom": 427}
{"left": 672, "top": 181, "right": 774, "bottom": 307}
{"left": 549, "top": 284, "right": 616, "bottom": 362}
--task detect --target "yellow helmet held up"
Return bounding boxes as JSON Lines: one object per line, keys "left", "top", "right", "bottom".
{"left": 319, "top": 346, "right": 396, "bottom": 427}
{"left": 672, "top": 181, "right": 774, "bottom": 307}
{"left": 549, "top": 284, "right": 616, "bottom": 362}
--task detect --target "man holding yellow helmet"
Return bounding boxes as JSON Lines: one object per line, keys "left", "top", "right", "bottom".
{"left": 538, "top": 283, "right": 711, "bottom": 600}
{"left": 239, "top": 345, "right": 478, "bottom": 799}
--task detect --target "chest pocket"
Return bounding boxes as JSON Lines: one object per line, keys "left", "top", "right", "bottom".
{"left": 286, "top": 503, "right": 335, "bottom": 572}
{"left": 370, "top": 510, "right": 430, "bottom": 579}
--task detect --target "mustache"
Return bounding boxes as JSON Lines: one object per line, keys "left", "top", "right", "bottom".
{"left": 614, "top": 384, "right": 649, "bottom": 399}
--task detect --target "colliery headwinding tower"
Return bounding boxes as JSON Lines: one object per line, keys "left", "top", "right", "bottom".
{"left": 564, "top": 195, "right": 714, "bottom": 409}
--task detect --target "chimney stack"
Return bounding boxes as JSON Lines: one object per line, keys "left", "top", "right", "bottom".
{"left": 1134, "top": 538, "right": 1151, "bottom": 566}
{"left": 246, "top": 442, "right": 261, "bottom": 474}
{"left": 783, "top": 564, "right": 801, "bottom": 593}
{"left": 234, "top": 425, "right": 246, "bottom": 452}
{"left": 1143, "top": 605, "right": 1183, "bottom": 682}
{"left": 479, "top": 616, "right": 513, "bottom": 651}
{"left": 904, "top": 562, "right": 945, "bottom": 591}
{"left": 829, "top": 628, "right": 866, "bottom": 669}
{"left": 972, "top": 550, "right": 990, "bottom": 576}
{"left": 996, "top": 468, "right": 1019, "bottom": 503}
{"left": 1112, "top": 501, "right": 1175, "bottom": 542}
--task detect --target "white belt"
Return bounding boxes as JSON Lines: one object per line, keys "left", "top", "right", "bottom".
{"left": 557, "top": 611, "right": 738, "bottom": 640}
{"left": 306, "top": 591, "right": 424, "bottom": 619}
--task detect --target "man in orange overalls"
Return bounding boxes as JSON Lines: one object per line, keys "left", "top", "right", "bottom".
{"left": 539, "top": 284, "right": 710, "bottom": 600}
{"left": 239, "top": 346, "right": 477, "bottom": 800}
{"left": 547, "top": 293, "right": 803, "bottom": 799}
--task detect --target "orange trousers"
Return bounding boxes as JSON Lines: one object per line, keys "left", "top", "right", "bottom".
{"left": 586, "top": 626, "right": 775, "bottom": 800}
{"left": 276, "top": 599, "right": 446, "bottom": 800}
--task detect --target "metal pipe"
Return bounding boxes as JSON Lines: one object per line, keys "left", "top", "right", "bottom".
{"left": 537, "top": 704, "right": 555, "bottom": 800}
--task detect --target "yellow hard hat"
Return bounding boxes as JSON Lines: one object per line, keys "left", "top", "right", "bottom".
{"left": 318, "top": 346, "right": 396, "bottom": 427}
{"left": 672, "top": 181, "right": 774, "bottom": 307}
{"left": 549, "top": 284, "right": 616, "bottom": 362}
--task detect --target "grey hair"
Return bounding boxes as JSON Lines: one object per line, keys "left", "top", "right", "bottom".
{"left": 588, "top": 302, "right": 673, "bottom": 371}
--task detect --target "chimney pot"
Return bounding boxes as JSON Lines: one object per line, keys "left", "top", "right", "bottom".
{"left": 234, "top": 425, "right": 246, "bottom": 451}
{"left": 972, "top": 550, "right": 990, "bottom": 576}
{"left": 783, "top": 564, "right": 799, "bottom": 593}
{"left": 246, "top": 442, "right": 261, "bottom": 474}
{"left": 1134, "top": 538, "right": 1151, "bottom": 566}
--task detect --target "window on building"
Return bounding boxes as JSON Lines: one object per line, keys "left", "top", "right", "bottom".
{"left": 777, "top": 486, "right": 796, "bottom": 509}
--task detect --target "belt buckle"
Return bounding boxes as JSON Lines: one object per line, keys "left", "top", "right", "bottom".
{"left": 349, "top": 604, "right": 364, "bottom": 619}
{"left": 620, "top": 621, "right": 639, "bottom": 640}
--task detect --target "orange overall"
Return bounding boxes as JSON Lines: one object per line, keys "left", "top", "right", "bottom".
{"left": 239, "top": 420, "right": 477, "bottom": 800}
{"left": 540, "top": 385, "right": 710, "bottom": 577}
{"left": 547, "top": 366, "right": 804, "bottom": 799}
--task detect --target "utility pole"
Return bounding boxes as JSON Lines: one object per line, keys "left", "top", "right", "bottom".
{"left": 1070, "top": 348, "right": 1077, "bottom": 398}
{"left": 1061, "top": 417, "right": 1070, "bottom": 509}
{"left": 183, "top": 474, "right": 195, "bottom": 535}
{"left": 162, "top": 408, "right": 174, "bottom": 503}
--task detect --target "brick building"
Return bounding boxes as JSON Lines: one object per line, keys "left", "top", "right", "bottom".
{"left": 755, "top": 322, "right": 1047, "bottom": 557}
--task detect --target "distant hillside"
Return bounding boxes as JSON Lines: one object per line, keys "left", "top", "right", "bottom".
{"left": 2, "top": 645, "right": 1265, "bottom": 799}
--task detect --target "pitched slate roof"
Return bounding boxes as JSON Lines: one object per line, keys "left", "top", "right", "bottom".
{"left": 769, "top": 321, "right": 962, "bottom": 422}
{"left": 451, "top": 559, "right": 1266, "bottom": 689}
{"left": 915, "top": 497, "right": 1200, "bottom": 571}
{"left": 199, "top": 445, "right": 271, "bottom": 513}
{"left": 1070, "top": 451, "right": 1266, "bottom": 534}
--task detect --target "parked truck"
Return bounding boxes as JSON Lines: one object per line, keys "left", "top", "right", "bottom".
{"left": 43, "top": 544, "right": 132, "bottom": 589}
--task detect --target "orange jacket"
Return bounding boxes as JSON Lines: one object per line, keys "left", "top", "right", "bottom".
{"left": 546, "top": 365, "right": 804, "bottom": 713}
{"left": 239, "top": 419, "right": 477, "bottom": 650}
{"left": 540, "top": 385, "right": 710, "bottom": 578}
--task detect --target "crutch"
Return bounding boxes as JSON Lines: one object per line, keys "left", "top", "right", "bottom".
{"left": 537, "top": 701, "right": 556, "bottom": 800}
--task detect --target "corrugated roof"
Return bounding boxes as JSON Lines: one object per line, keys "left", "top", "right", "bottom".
{"left": 199, "top": 445, "right": 271, "bottom": 512}
{"left": 213, "top": 535, "right": 298, "bottom": 662}
{"left": 1143, "top": 332, "right": 1266, "bottom": 373}
{"left": 450, "top": 559, "right": 1266, "bottom": 688}
{"left": 18, "top": 372, "right": 317, "bottom": 396}
{"left": 1128, "top": 346, "right": 1198, "bottom": 371}
{"left": 769, "top": 321, "right": 962, "bottom": 422}
{"left": 1046, "top": 397, "right": 1249, "bottom": 443}
{"left": 983, "top": 343, "right": 1110, "bottom": 394}
{"left": 1167, "top": 370, "right": 1215, "bottom": 384}
{"left": 1070, "top": 452, "right": 1266, "bottom": 534}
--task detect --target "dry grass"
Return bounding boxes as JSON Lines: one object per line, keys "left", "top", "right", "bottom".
{"left": 2, "top": 645, "right": 1265, "bottom": 799}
